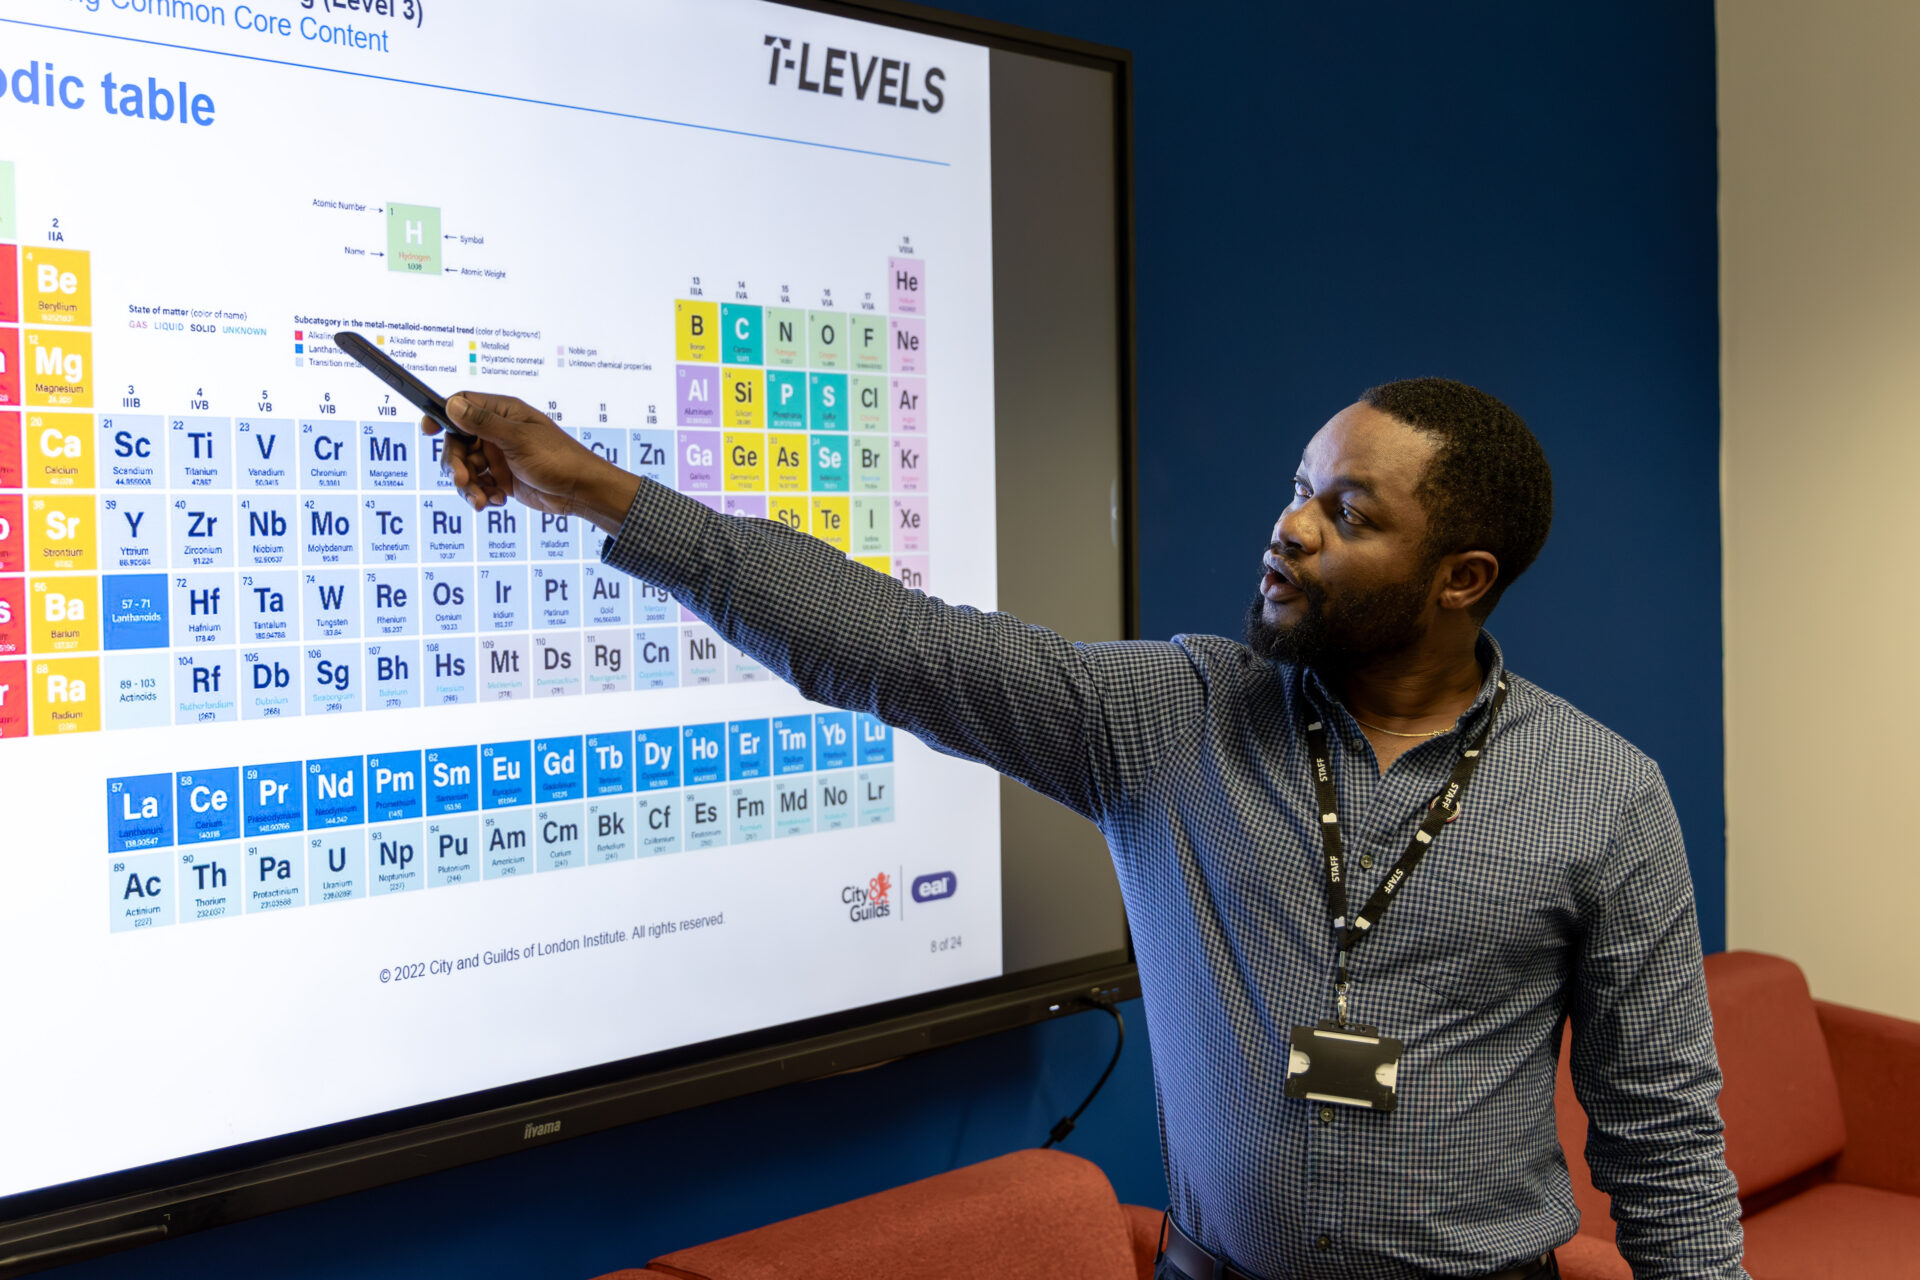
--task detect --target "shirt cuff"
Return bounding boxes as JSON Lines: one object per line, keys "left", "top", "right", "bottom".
{"left": 597, "top": 476, "right": 722, "bottom": 596}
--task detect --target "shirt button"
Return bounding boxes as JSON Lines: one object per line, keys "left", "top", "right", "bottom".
{"left": 1316, "top": 1235, "right": 1332, "bottom": 1252}
{"left": 1318, "top": 1106, "right": 1335, "bottom": 1125}
{"left": 1360, "top": 854, "right": 1374, "bottom": 870}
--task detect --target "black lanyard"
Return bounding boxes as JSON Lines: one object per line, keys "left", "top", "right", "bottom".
{"left": 1304, "top": 680, "right": 1507, "bottom": 1025}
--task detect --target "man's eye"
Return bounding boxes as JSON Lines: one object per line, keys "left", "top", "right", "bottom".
{"left": 1340, "top": 505, "right": 1362, "bottom": 524}
{"left": 1293, "top": 480, "right": 1311, "bottom": 498}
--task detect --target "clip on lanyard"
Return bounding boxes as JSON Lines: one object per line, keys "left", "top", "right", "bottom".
{"left": 1304, "top": 681, "right": 1507, "bottom": 1026}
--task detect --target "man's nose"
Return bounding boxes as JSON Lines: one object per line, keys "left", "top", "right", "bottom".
{"left": 1274, "top": 505, "right": 1315, "bottom": 554}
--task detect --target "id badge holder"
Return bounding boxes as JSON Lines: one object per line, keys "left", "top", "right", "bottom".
{"left": 1284, "top": 1020, "right": 1404, "bottom": 1112}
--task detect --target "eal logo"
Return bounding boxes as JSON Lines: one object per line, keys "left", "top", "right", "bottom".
{"left": 911, "top": 871, "right": 956, "bottom": 903}
{"left": 763, "top": 35, "right": 946, "bottom": 113}
{"left": 843, "top": 871, "right": 893, "bottom": 923}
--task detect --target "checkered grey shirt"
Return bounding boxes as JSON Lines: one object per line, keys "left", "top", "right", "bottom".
{"left": 602, "top": 478, "right": 1746, "bottom": 1280}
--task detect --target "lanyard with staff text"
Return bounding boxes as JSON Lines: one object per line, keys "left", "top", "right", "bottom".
{"left": 1305, "top": 680, "right": 1507, "bottom": 1027}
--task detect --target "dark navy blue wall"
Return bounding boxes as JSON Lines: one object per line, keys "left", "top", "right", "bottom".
{"left": 54, "top": 4, "right": 1718, "bottom": 1276}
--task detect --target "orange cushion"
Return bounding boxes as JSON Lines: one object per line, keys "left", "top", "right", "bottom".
{"left": 1552, "top": 1023, "right": 1616, "bottom": 1242}
{"left": 1703, "top": 952, "right": 1847, "bottom": 1197}
{"left": 1817, "top": 997, "right": 1920, "bottom": 1197}
{"left": 1122, "top": 1204, "right": 1165, "bottom": 1280}
{"left": 646, "top": 1149, "right": 1137, "bottom": 1280}
{"left": 1554, "top": 1232, "right": 1633, "bottom": 1280}
{"left": 1740, "top": 1182, "right": 1920, "bottom": 1278}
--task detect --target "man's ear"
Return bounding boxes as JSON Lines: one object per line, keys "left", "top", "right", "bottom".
{"left": 1436, "top": 550, "right": 1500, "bottom": 614}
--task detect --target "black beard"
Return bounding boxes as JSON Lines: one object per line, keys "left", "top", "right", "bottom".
{"left": 1243, "top": 563, "right": 1434, "bottom": 670}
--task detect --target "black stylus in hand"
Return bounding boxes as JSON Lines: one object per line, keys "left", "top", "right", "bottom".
{"left": 333, "top": 329, "right": 474, "bottom": 441}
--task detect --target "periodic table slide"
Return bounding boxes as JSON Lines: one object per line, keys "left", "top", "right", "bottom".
{"left": 0, "top": 17, "right": 994, "bottom": 788}
{"left": 0, "top": 0, "right": 1007, "bottom": 1198}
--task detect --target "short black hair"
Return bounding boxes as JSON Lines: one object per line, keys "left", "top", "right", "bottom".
{"left": 1360, "top": 377, "right": 1553, "bottom": 618}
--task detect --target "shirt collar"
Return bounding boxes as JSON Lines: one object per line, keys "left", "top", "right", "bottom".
{"left": 1296, "top": 631, "right": 1509, "bottom": 741}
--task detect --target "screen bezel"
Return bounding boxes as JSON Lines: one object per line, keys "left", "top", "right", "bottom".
{"left": 0, "top": 2, "right": 1139, "bottom": 1272}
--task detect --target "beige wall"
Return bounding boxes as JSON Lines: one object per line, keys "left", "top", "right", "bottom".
{"left": 1720, "top": 0, "right": 1920, "bottom": 1020}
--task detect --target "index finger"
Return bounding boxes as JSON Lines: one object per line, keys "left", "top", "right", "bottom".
{"left": 446, "top": 391, "right": 545, "bottom": 441}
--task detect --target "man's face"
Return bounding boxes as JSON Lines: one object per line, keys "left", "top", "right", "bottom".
{"left": 1247, "top": 403, "right": 1444, "bottom": 668}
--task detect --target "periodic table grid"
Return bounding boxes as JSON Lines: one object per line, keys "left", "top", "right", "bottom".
{"left": 0, "top": 169, "right": 936, "bottom": 933}
{"left": 0, "top": 185, "right": 932, "bottom": 740}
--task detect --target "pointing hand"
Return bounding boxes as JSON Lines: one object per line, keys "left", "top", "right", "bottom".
{"left": 421, "top": 392, "right": 640, "bottom": 534}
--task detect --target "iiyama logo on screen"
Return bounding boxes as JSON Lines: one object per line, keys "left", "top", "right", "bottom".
{"left": 762, "top": 35, "right": 946, "bottom": 113}
{"left": 842, "top": 871, "right": 893, "bottom": 923}
{"left": 522, "top": 1120, "right": 562, "bottom": 1140}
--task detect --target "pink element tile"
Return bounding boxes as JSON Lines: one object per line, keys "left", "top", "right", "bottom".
{"left": 889, "top": 258, "right": 925, "bottom": 315}
{"left": 893, "top": 436, "right": 927, "bottom": 492}
{"left": 889, "top": 317, "right": 925, "bottom": 375}
{"left": 892, "top": 555, "right": 930, "bottom": 593}
{"left": 893, "top": 496, "right": 928, "bottom": 553}
{"left": 890, "top": 376, "right": 926, "bottom": 432}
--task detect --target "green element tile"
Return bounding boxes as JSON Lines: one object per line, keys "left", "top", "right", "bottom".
{"left": 387, "top": 202, "right": 442, "bottom": 275}
{"left": 851, "top": 435, "right": 890, "bottom": 492}
{"left": 850, "top": 375, "right": 888, "bottom": 432}
{"left": 0, "top": 161, "right": 15, "bottom": 240}
{"left": 765, "top": 307, "right": 805, "bottom": 367}
{"left": 847, "top": 313, "right": 886, "bottom": 372}
{"left": 851, "top": 497, "right": 890, "bottom": 555}
{"left": 808, "top": 310, "right": 846, "bottom": 369}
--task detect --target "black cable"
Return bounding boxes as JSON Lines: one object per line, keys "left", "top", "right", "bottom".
{"left": 1041, "top": 999, "right": 1126, "bottom": 1149}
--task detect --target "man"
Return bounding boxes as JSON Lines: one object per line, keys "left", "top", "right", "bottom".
{"left": 425, "top": 377, "right": 1744, "bottom": 1280}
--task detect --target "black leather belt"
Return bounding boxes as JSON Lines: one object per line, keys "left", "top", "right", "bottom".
{"left": 1157, "top": 1215, "right": 1558, "bottom": 1280}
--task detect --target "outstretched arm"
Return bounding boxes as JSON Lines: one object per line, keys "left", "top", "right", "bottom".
{"left": 426, "top": 392, "right": 1203, "bottom": 825}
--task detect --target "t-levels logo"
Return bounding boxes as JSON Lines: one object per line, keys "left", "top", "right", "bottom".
{"left": 764, "top": 35, "right": 945, "bottom": 113}
{"left": 842, "top": 870, "right": 893, "bottom": 923}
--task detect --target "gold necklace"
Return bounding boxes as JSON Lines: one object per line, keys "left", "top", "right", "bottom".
{"left": 1352, "top": 716, "right": 1451, "bottom": 739}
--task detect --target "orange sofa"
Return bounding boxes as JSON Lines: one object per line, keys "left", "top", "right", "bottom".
{"left": 1556, "top": 950, "right": 1920, "bottom": 1279}
{"left": 594, "top": 1148, "right": 1165, "bottom": 1280}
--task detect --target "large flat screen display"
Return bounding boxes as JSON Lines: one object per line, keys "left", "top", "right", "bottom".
{"left": 0, "top": 0, "right": 1133, "bottom": 1262}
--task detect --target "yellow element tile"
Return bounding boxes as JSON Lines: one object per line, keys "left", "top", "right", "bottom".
{"left": 23, "top": 329, "right": 93, "bottom": 408}
{"left": 676, "top": 300, "right": 719, "bottom": 362}
{"left": 32, "top": 656, "right": 100, "bottom": 735}
{"left": 21, "top": 247, "right": 90, "bottom": 326}
{"left": 25, "top": 412, "right": 94, "bottom": 488}
{"left": 768, "top": 433, "right": 808, "bottom": 492}
{"left": 30, "top": 575, "right": 99, "bottom": 653}
{"left": 722, "top": 367, "right": 762, "bottom": 430}
{"left": 27, "top": 494, "right": 96, "bottom": 571}
{"left": 769, "top": 496, "right": 808, "bottom": 534}
{"left": 810, "top": 496, "right": 850, "bottom": 551}
{"left": 722, "top": 432, "right": 765, "bottom": 492}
